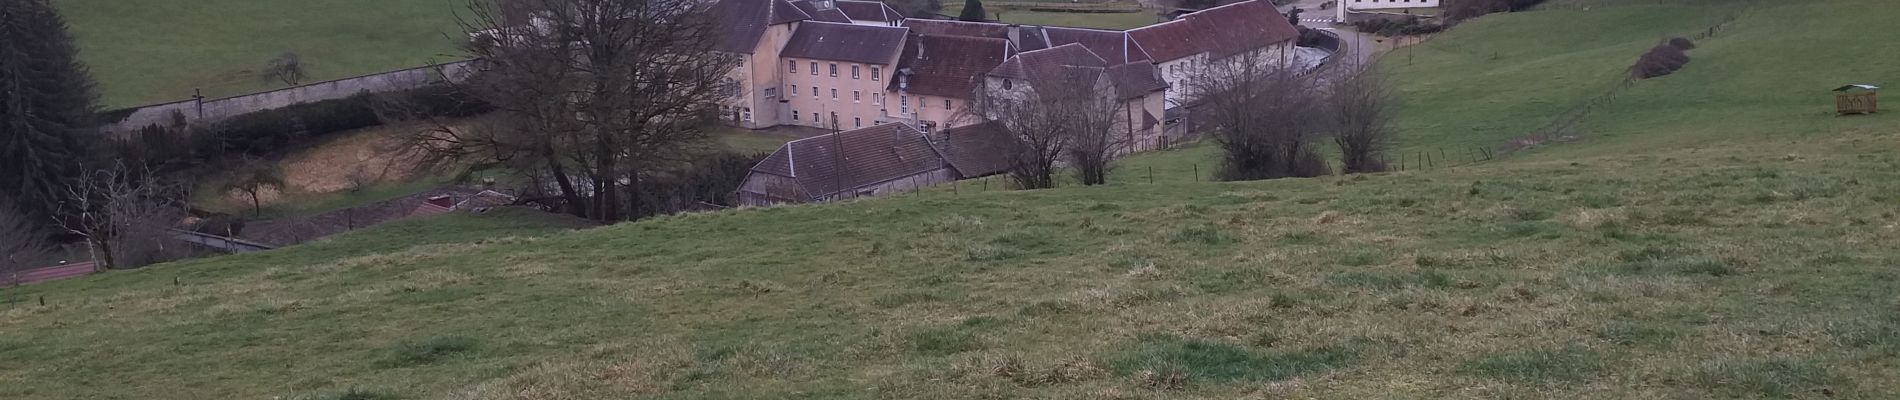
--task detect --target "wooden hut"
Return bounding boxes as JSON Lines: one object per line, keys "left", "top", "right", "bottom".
{"left": 1834, "top": 84, "right": 1878, "bottom": 115}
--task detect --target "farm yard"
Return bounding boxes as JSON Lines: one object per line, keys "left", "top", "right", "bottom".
{"left": 5, "top": 0, "right": 1900, "bottom": 398}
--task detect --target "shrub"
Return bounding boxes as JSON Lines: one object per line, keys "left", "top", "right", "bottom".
{"left": 1631, "top": 40, "right": 1692, "bottom": 79}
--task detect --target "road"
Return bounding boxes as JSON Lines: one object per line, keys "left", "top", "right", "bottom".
{"left": 1278, "top": 0, "right": 1393, "bottom": 70}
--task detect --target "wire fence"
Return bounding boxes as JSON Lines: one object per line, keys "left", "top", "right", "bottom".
{"left": 1499, "top": 7, "right": 1749, "bottom": 153}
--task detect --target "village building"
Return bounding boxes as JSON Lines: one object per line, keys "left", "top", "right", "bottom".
{"left": 711, "top": 0, "right": 1301, "bottom": 130}
{"left": 984, "top": 43, "right": 1170, "bottom": 153}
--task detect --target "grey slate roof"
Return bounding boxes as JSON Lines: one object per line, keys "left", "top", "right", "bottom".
{"left": 1128, "top": 0, "right": 1298, "bottom": 61}
{"left": 889, "top": 33, "right": 1014, "bottom": 98}
{"left": 779, "top": 22, "right": 910, "bottom": 64}
{"left": 711, "top": 0, "right": 813, "bottom": 53}
{"left": 937, "top": 121, "right": 1018, "bottom": 178}
{"left": 750, "top": 123, "right": 949, "bottom": 198}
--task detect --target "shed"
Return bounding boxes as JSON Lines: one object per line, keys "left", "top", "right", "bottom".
{"left": 1834, "top": 84, "right": 1878, "bottom": 115}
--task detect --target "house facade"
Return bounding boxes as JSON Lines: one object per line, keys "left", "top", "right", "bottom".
{"left": 711, "top": 0, "right": 1300, "bottom": 130}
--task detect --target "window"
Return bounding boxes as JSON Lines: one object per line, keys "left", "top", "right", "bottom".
{"left": 1002, "top": 79, "right": 1013, "bottom": 90}
{"left": 872, "top": 93, "right": 882, "bottom": 105}
{"left": 788, "top": 60, "right": 796, "bottom": 73}
{"left": 853, "top": 90, "right": 861, "bottom": 102}
{"left": 792, "top": 110, "right": 800, "bottom": 121}
{"left": 809, "top": 62, "right": 818, "bottom": 75}
{"left": 920, "top": 96, "right": 927, "bottom": 109}
{"left": 854, "top": 117, "right": 862, "bottom": 128}
{"left": 829, "top": 63, "right": 838, "bottom": 77}
{"left": 900, "top": 95, "right": 908, "bottom": 115}
{"left": 831, "top": 88, "right": 837, "bottom": 100}
{"left": 811, "top": 112, "right": 819, "bottom": 124}
{"left": 791, "top": 86, "right": 798, "bottom": 96}
{"left": 811, "top": 86, "right": 817, "bottom": 98}
{"left": 743, "top": 107, "right": 753, "bottom": 122}
{"left": 738, "top": 57, "right": 744, "bottom": 67}
{"left": 851, "top": 65, "right": 861, "bottom": 79}
{"left": 871, "top": 66, "right": 881, "bottom": 81}
{"left": 944, "top": 99, "right": 952, "bottom": 109}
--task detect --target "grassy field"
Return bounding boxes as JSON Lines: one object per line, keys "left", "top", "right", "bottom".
{"left": 7, "top": 0, "right": 1900, "bottom": 398}
{"left": 55, "top": 0, "right": 467, "bottom": 107}
{"left": 7, "top": 123, "right": 1900, "bottom": 398}
{"left": 942, "top": 1, "right": 1160, "bottom": 30}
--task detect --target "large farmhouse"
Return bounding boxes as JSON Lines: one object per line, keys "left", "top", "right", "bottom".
{"left": 712, "top": 0, "right": 1301, "bottom": 131}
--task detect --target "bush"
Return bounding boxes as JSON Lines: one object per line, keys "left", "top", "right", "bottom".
{"left": 1350, "top": 16, "right": 1446, "bottom": 37}
{"left": 1631, "top": 41, "right": 1692, "bottom": 79}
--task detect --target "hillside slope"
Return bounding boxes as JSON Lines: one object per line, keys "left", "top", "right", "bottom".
{"left": 6, "top": 127, "right": 1900, "bottom": 398}
{"left": 6, "top": 1, "right": 1900, "bottom": 398}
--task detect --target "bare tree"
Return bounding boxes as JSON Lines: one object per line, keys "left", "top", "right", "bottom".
{"left": 965, "top": 49, "right": 1132, "bottom": 188}
{"left": 222, "top": 157, "right": 286, "bottom": 217}
{"left": 1186, "top": 52, "right": 1329, "bottom": 181}
{"left": 1325, "top": 66, "right": 1394, "bottom": 174}
{"left": 58, "top": 162, "right": 187, "bottom": 270}
{"left": 0, "top": 200, "right": 47, "bottom": 303}
{"left": 263, "top": 52, "right": 308, "bottom": 86}
{"left": 1063, "top": 83, "right": 1130, "bottom": 186}
{"left": 400, "top": 0, "right": 737, "bottom": 221}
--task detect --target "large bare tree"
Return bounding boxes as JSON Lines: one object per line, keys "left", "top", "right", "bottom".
{"left": 1324, "top": 66, "right": 1394, "bottom": 174}
{"left": 1185, "top": 52, "right": 1329, "bottom": 181}
{"left": 965, "top": 58, "right": 1129, "bottom": 188}
{"left": 57, "top": 162, "right": 187, "bottom": 270}
{"left": 408, "top": 0, "right": 737, "bottom": 221}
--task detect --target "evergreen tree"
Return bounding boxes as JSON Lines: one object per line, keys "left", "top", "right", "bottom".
{"left": 958, "top": 0, "right": 987, "bottom": 21}
{"left": 0, "top": 0, "right": 101, "bottom": 225}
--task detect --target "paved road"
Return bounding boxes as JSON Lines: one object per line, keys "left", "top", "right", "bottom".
{"left": 1278, "top": 0, "right": 1391, "bottom": 70}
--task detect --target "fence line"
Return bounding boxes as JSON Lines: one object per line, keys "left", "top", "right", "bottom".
{"left": 100, "top": 59, "right": 479, "bottom": 137}
{"left": 1499, "top": 9, "right": 1747, "bottom": 153}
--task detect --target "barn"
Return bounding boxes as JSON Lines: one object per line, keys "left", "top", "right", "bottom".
{"left": 737, "top": 123, "right": 957, "bottom": 206}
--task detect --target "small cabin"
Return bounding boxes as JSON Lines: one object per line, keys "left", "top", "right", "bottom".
{"left": 1834, "top": 84, "right": 1878, "bottom": 115}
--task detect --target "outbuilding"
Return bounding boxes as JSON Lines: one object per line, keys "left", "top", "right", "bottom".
{"left": 1834, "top": 84, "right": 1878, "bottom": 115}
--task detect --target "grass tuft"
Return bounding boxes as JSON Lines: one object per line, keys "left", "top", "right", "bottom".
{"left": 1459, "top": 346, "right": 1608, "bottom": 383}
{"left": 1107, "top": 335, "right": 1356, "bottom": 384}
{"left": 377, "top": 336, "right": 478, "bottom": 368}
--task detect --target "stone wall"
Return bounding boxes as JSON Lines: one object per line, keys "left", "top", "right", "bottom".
{"left": 102, "top": 60, "right": 478, "bottom": 136}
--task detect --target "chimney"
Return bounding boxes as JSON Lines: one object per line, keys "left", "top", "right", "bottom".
{"left": 1006, "top": 24, "right": 1022, "bottom": 48}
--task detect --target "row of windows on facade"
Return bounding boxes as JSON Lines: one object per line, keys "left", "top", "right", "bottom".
{"left": 786, "top": 85, "right": 954, "bottom": 110}
{"left": 789, "top": 60, "right": 880, "bottom": 81}
{"left": 787, "top": 110, "right": 940, "bottom": 132}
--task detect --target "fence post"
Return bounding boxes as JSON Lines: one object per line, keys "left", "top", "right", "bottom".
{"left": 1193, "top": 164, "right": 1200, "bottom": 182}
{"left": 1439, "top": 148, "right": 1447, "bottom": 165}
{"left": 984, "top": 177, "right": 989, "bottom": 191}
{"left": 1148, "top": 166, "right": 1154, "bottom": 184}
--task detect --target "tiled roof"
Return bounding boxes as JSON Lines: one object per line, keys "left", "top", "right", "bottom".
{"left": 937, "top": 121, "right": 1018, "bottom": 178}
{"left": 750, "top": 123, "right": 949, "bottom": 198}
{"left": 1033, "top": 27, "right": 1152, "bottom": 64}
{"left": 1106, "top": 62, "right": 1168, "bottom": 99}
{"left": 889, "top": 34, "right": 1014, "bottom": 98}
{"left": 904, "top": 19, "right": 1011, "bottom": 39}
{"left": 711, "top": 0, "right": 813, "bottom": 53}
{"left": 837, "top": 0, "right": 902, "bottom": 22}
{"left": 1128, "top": 0, "right": 1298, "bottom": 62}
{"left": 990, "top": 43, "right": 1106, "bottom": 81}
{"left": 791, "top": 0, "right": 854, "bottom": 23}
{"left": 780, "top": 22, "right": 909, "bottom": 64}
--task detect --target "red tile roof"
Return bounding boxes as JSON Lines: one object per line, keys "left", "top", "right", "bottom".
{"left": 837, "top": 0, "right": 902, "bottom": 22}
{"left": 889, "top": 34, "right": 1014, "bottom": 98}
{"left": 750, "top": 123, "right": 949, "bottom": 198}
{"left": 780, "top": 22, "right": 909, "bottom": 64}
{"left": 1128, "top": 0, "right": 1298, "bottom": 62}
{"left": 904, "top": 19, "right": 1011, "bottom": 39}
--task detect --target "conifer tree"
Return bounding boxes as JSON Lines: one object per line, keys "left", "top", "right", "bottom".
{"left": 0, "top": 0, "right": 101, "bottom": 225}
{"left": 958, "top": 0, "right": 987, "bottom": 21}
